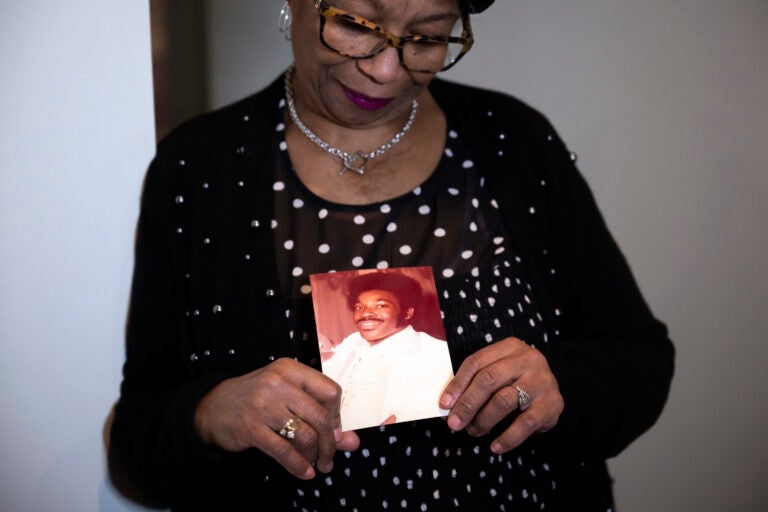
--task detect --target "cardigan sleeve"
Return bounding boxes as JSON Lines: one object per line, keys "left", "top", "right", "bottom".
{"left": 109, "top": 155, "right": 240, "bottom": 506}
{"left": 110, "top": 79, "right": 297, "bottom": 508}
{"left": 534, "top": 133, "right": 675, "bottom": 461}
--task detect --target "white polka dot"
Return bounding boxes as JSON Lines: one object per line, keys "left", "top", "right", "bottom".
{"left": 387, "top": 222, "right": 398, "bottom": 232}
{"left": 279, "top": 141, "right": 287, "bottom": 151}
{"left": 462, "top": 160, "right": 474, "bottom": 169}
{"left": 362, "top": 234, "right": 375, "bottom": 244}
{"left": 319, "top": 208, "right": 328, "bottom": 219}
{"left": 276, "top": 122, "right": 285, "bottom": 131}
{"left": 490, "top": 199, "right": 499, "bottom": 209}
{"left": 471, "top": 267, "right": 480, "bottom": 277}
{"left": 399, "top": 245, "right": 412, "bottom": 255}
{"left": 434, "top": 228, "right": 446, "bottom": 237}
{"left": 442, "top": 269, "right": 455, "bottom": 278}
{"left": 494, "top": 237, "right": 505, "bottom": 245}
{"left": 271, "top": 220, "right": 278, "bottom": 229}
{"left": 418, "top": 205, "right": 431, "bottom": 215}
{"left": 495, "top": 247, "right": 506, "bottom": 255}
{"left": 319, "top": 244, "right": 330, "bottom": 254}
{"left": 449, "top": 130, "right": 458, "bottom": 138}
{"left": 354, "top": 215, "right": 366, "bottom": 225}
{"left": 273, "top": 181, "right": 285, "bottom": 191}
{"left": 284, "top": 240, "right": 294, "bottom": 250}
{"left": 456, "top": 326, "right": 464, "bottom": 335}
{"left": 462, "top": 250, "right": 473, "bottom": 259}
{"left": 300, "top": 284, "right": 312, "bottom": 295}
{"left": 469, "top": 222, "right": 478, "bottom": 232}
{"left": 472, "top": 198, "right": 480, "bottom": 208}
{"left": 377, "top": 261, "right": 389, "bottom": 269}
{"left": 380, "top": 204, "right": 391, "bottom": 213}
{"left": 413, "top": 187, "right": 422, "bottom": 196}
{"left": 445, "top": 148, "right": 454, "bottom": 157}
{"left": 448, "top": 187, "right": 460, "bottom": 196}
{"left": 352, "top": 257, "right": 364, "bottom": 267}
{"left": 292, "top": 267, "right": 303, "bottom": 277}
{"left": 293, "top": 198, "right": 304, "bottom": 208}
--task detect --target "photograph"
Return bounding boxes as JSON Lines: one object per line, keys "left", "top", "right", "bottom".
{"left": 310, "top": 267, "right": 453, "bottom": 431}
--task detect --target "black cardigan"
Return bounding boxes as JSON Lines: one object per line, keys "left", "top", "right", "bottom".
{"left": 111, "top": 75, "right": 674, "bottom": 510}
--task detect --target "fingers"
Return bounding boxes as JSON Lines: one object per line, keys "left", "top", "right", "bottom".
{"left": 438, "top": 338, "right": 564, "bottom": 453}
{"left": 194, "top": 358, "right": 356, "bottom": 479}
{"left": 464, "top": 384, "right": 522, "bottom": 437}
{"left": 257, "top": 422, "right": 317, "bottom": 480}
{"left": 441, "top": 339, "right": 525, "bottom": 431}
{"left": 490, "top": 390, "right": 564, "bottom": 454}
{"left": 335, "top": 430, "right": 360, "bottom": 452}
{"left": 288, "top": 392, "right": 340, "bottom": 473}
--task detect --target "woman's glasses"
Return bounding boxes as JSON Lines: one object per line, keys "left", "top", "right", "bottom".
{"left": 314, "top": 0, "right": 474, "bottom": 74}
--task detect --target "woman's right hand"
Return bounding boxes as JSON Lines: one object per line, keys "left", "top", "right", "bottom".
{"left": 194, "top": 358, "right": 360, "bottom": 479}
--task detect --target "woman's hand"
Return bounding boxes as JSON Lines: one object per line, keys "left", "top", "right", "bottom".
{"left": 194, "top": 358, "right": 360, "bottom": 479}
{"left": 439, "top": 337, "right": 563, "bottom": 454}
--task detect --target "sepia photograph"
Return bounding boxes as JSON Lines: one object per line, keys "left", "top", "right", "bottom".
{"left": 310, "top": 267, "right": 453, "bottom": 431}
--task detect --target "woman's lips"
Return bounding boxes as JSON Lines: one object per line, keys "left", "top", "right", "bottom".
{"left": 341, "top": 85, "right": 394, "bottom": 110}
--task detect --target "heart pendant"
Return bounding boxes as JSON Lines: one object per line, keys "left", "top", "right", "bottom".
{"left": 339, "top": 151, "right": 369, "bottom": 175}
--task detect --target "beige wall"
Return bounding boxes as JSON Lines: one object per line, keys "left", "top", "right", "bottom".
{"left": 0, "top": 1, "right": 155, "bottom": 511}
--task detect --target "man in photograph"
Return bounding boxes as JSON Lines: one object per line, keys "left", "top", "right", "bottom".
{"left": 321, "top": 270, "right": 454, "bottom": 431}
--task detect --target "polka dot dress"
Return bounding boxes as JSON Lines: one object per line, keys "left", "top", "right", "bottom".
{"left": 272, "top": 102, "right": 557, "bottom": 510}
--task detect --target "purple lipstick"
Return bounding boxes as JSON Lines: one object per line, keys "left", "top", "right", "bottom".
{"left": 342, "top": 85, "right": 394, "bottom": 110}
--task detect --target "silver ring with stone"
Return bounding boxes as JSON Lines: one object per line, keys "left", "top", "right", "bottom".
{"left": 278, "top": 415, "right": 303, "bottom": 440}
{"left": 512, "top": 384, "right": 531, "bottom": 411}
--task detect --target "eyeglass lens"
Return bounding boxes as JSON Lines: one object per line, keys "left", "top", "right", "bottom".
{"left": 321, "top": 14, "right": 467, "bottom": 72}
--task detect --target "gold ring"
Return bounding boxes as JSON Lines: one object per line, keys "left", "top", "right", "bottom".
{"left": 278, "top": 416, "right": 303, "bottom": 439}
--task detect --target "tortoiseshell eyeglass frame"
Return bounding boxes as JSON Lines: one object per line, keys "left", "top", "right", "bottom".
{"left": 313, "top": 0, "right": 475, "bottom": 74}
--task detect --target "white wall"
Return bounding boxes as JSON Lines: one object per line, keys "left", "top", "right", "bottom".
{"left": 0, "top": 1, "right": 156, "bottom": 511}
{"left": 204, "top": 1, "right": 768, "bottom": 511}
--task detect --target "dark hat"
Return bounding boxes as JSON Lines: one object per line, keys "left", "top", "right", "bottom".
{"left": 460, "top": 0, "right": 494, "bottom": 13}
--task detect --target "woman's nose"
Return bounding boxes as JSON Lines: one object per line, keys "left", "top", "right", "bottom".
{"left": 356, "top": 46, "right": 403, "bottom": 84}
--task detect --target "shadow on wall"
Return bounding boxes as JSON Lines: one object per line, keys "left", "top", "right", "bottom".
{"left": 150, "top": 0, "right": 209, "bottom": 141}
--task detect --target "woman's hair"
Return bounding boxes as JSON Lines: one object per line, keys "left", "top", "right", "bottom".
{"left": 460, "top": 0, "right": 494, "bottom": 14}
{"left": 346, "top": 271, "right": 423, "bottom": 316}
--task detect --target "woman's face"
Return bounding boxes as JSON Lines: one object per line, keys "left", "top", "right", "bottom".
{"left": 352, "top": 289, "right": 413, "bottom": 343}
{"left": 288, "top": 0, "right": 462, "bottom": 129}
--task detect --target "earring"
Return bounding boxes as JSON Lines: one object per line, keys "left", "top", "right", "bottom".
{"left": 278, "top": 1, "right": 292, "bottom": 41}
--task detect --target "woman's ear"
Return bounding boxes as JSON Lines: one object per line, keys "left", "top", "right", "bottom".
{"left": 404, "top": 307, "right": 415, "bottom": 321}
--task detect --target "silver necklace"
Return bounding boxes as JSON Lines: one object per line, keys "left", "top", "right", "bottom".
{"left": 284, "top": 66, "right": 418, "bottom": 175}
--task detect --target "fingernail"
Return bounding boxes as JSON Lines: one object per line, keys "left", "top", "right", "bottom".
{"left": 490, "top": 442, "right": 502, "bottom": 454}
{"left": 333, "top": 428, "right": 343, "bottom": 443}
{"left": 303, "top": 466, "right": 316, "bottom": 479}
{"left": 447, "top": 415, "right": 461, "bottom": 431}
{"left": 440, "top": 392, "right": 454, "bottom": 408}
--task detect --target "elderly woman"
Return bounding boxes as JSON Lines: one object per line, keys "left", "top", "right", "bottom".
{"left": 111, "top": 0, "right": 674, "bottom": 510}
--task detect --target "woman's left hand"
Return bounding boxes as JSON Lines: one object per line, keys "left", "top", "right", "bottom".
{"left": 439, "top": 337, "right": 564, "bottom": 454}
